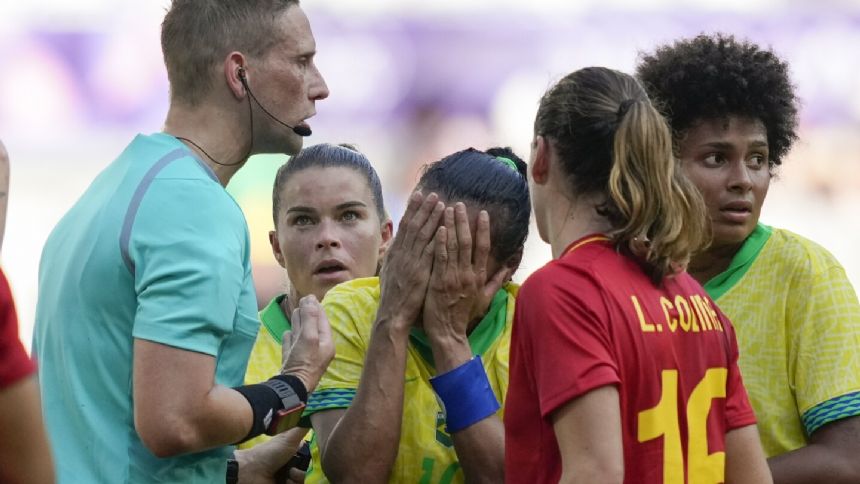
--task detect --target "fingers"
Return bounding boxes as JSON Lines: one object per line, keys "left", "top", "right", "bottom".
{"left": 422, "top": 200, "right": 446, "bottom": 249}
{"left": 473, "top": 210, "right": 491, "bottom": 280}
{"left": 309, "top": 298, "right": 334, "bottom": 360}
{"left": 289, "top": 303, "right": 304, "bottom": 347}
{"left": 401, "top": 192, "right": 441, "bottom": 251}
{"left": 279, "top": 329, "right": 295, "bottom": 371}
{"left": 454, "top": 203, "right": 472, "bottom": 272}
{"left": 433, "top": 225, "right": 448, "bottom": 269}
{"left": 394, "top": 191, "right": 423, "bottom": 249}
{"left": 296, "top": 295, "right": 321, "bottom": 346}
{"left": 283, "top": 295, "right": 335, "bottom": 391}
{"left": 282, "top": 302, "right": 304, "bottom": 366}
{"left": 287, "top": 466, "right": 306, "bottom": 483}
{"left": 444, "top": 206, "right": 457, "bottom": 273}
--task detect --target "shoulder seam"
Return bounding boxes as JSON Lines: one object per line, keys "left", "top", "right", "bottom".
{"left": 119, "top": 148, "right": 191, "bottom": 274}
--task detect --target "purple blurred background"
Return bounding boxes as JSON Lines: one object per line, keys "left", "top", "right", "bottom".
{"left": 2, "top": 0, "right": 859, "bottom": 347}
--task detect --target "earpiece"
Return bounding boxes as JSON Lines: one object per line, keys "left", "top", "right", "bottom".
{"left": 236, "top": 65, "right": 312, "bottom": 137}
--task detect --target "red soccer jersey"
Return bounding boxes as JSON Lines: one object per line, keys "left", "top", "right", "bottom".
{"left": 0, "top": 268, "right": 35, "bottom": 388}
{"left": 505, "top": 235, "right": 756, "bottom": 484}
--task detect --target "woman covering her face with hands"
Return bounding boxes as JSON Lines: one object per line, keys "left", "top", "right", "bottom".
{"left": 304, "top": 147, "right": 530, "bottom": 484}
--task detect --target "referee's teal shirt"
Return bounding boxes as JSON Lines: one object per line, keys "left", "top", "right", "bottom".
{"left": 33, "top": 133, "right": 259, "bottom": 483}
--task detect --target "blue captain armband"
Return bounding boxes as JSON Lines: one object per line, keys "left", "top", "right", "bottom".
{"left": 430, "top": 355, "right": 500, "bottom": 433}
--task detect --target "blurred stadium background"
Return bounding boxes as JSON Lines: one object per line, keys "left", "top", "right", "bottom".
{"left": 2, "top": 0, "right": 859, "bottom": 349}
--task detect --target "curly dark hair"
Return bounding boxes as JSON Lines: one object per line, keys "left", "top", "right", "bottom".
{"left": 636, "top": 33, "right": 799, "bottom": 165}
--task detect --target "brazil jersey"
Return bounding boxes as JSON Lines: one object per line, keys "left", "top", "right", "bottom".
{"left": 705, "top": 223, "right": 860, "bottom": 456}
{"left": 240, "top": 295, "right": 292, "bottom": 449}
{"left": 304, "top": 277, "right": 518, "bottom": 483}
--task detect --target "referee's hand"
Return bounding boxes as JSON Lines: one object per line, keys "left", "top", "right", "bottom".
{"left": 280, "top": 295, "right": 335, "bottom": 393}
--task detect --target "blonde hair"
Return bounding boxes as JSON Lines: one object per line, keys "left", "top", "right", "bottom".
{"left": 534, "top": 67, "right": 709, "bottom": 281}
{"left": 608, "top": 99, "right": 710, "bottom": 279}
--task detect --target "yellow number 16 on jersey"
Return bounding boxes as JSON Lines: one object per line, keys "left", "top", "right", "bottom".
{"left": 638, "top": 368, "right": 728, "bottom": 484}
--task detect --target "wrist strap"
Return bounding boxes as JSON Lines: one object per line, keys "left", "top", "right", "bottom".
{"left": 233, "top": 374, "right": 307, "bottom": 443}
{"left": 263, "top": 374, "right": 307, "bottom": 409}
{"left": 225, "top": 452, "right": 239, "bottom": 484}
{"left": 430, "top": 355, "right": 500, "bottom": 433}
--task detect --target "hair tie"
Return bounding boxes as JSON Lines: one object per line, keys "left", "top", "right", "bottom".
{"left": 617, "top": 99, "right": 637, "bottom": 120}
{"left": 495, "top": 156, "right": 518, "bottom": 172}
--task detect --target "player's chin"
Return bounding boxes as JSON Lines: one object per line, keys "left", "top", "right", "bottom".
{"left": 713, "top": 223, "right": 756, "bottom": 247}
{"left": 314, "top": 275, "right": 351, "bottom": 295}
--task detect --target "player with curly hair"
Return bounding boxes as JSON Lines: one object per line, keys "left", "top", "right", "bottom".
{"left": 638, "top": 33, "right": 860, "bottom": 483}
{"left": 505, "top": 61, "right": 774, "bottom": 483}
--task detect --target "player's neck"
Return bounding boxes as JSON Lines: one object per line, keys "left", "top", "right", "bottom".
{"left": 163, "top": 100, "right": 251, "bottom": 187}
{"left": 284, "top": 286, "right": 302, "bottom": 320}
{"left": 687, "top": 242, "right": 743, "bottom": 285}
{"left": 545, "top": 191, "right": 613, "bottom": 259}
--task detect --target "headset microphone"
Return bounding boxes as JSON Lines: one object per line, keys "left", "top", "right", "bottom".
{"left": 174, "top": 67, "right": 311, "bottom": 168}
{"left": 238, "top": 68, "right": 312, "bottom": 137}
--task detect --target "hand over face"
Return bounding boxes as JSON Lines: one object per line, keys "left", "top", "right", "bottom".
{"left": 281, "top": 295, "right": 335, "bottom": 393}
{"left": 422, "top": 204, "right": 511, "bottom": 343}
{"left": 377, "top": 191, "right": 445, "bottom": 327}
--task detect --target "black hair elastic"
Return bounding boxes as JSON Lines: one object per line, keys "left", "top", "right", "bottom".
{"left": 617, "top": 98, "right": 638, "bottom": 120}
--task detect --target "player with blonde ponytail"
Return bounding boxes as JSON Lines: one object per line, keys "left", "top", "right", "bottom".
{"left": 505, "top": 66, "right": 771, "bottom": 484}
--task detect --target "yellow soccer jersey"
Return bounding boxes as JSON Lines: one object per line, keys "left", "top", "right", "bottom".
{"left": 239, "top": 295, "right": 291, "bottom": 449}
{"left": 304, "top": 277, "right": 518, "bottom": 484}
{"left": 705, "top": 224, "right": 860, "bottom": 457}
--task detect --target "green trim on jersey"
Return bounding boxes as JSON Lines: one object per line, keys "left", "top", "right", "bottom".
{"left": 704, "top": 223, "right": 773, "bottom": 300}
{"left": 260, "top": 294, "right": 291, "bottom": 343}
{"left": 408, "top": 289, "right": 509, "bottom": 371}
{"left": 802, "top": 391, "right": 860, "bottom": 436}
{"left": 304, "top": 286, "right": 512, "bottom": 416}
{"left": 306, "top": 388, "right": 358, "bottom": 414}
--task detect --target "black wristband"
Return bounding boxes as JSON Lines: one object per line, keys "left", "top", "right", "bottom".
{"left": 233, "top": 382, "right": 282, "bottom": 443}
{"left": 233, "top": 374, "right": 308, "bottom": 443}
{"left": 226, "top": 452, "right": 239, "bottom": 484}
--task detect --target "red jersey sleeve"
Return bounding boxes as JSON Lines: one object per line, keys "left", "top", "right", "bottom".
{"left": 718, "top": 307, "right": 757, "bottom": 430}
{"left": 518, "top": 263, "right": 620, "bottom": 419}
{"left": 0, "top": 269, "right": 35, "bottom": 388}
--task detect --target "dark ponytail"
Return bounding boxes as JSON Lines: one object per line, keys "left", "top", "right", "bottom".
{"left": 534, "top": 67, "right": 710, "bottom": 280}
